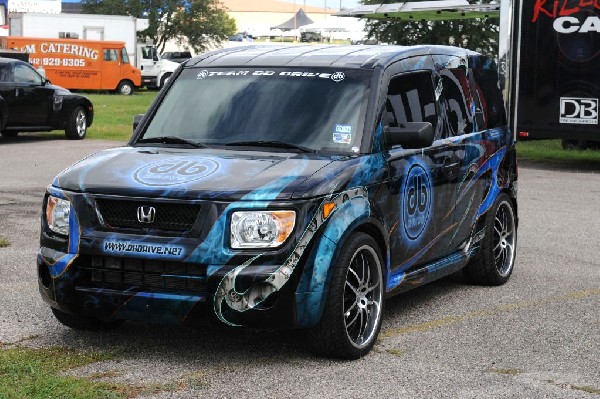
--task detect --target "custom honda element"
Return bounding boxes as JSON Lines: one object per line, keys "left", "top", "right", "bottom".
{"left": 38, "top": 45, "right": 518, "bottom": 359}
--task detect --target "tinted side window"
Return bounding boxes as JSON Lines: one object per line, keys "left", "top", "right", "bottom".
{"left": 121, "top": 48, "right": 130, "bottom": 64}
{"left": 440, "top": 68, "right": 473, "bottom": 136}
{"left": 13, "top": 64, "right": 42, "bottom": 85}
{"left": 386, "top": 72, "right": 438, "bottom": 133}
{"left": 472, "top": 68, "right": 506, "bottom": 129}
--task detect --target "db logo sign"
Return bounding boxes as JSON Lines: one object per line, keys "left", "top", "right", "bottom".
{"left": 403, "top": 164, "right": 432, "bottom": 241}
{"left": 134, "top": 158, "right": 220, "bottom": 186}
{"left": 560, "top": 97, "right": 598, "bottom": 125}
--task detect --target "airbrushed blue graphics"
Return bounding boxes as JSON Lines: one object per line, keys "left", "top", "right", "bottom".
{"left": 43, "top": 186, "right": 81, "bottom": 278}
{"left": 295, "top": 188, "right": 370, "bottom": 328}
{"left": 402, "top": 163, "right": 432, "bottom": 240}
{"left": 214, "top": 187, "right": 369, "bottom": 326}
{"left": 474, "top": 146, "right": 507, "bottom": 219}
{"left": 400, "top": 157, "right": 434, "bottom": 245}
{"left": 187, "top": 160, "right": 310, "bottom": 273}
{"left": 133, "top": 157, "right": 220, "bottom": 186}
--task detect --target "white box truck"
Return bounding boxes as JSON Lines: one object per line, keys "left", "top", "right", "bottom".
{"left": 8, "top": 12, "right": 180, "bottom": 88}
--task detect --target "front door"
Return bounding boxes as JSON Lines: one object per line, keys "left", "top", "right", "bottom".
{"left": 384, "top": 70, "right": 457, "bottom": 274}
{"left": 8, "top": 63, "right": 50, "bottom": 126}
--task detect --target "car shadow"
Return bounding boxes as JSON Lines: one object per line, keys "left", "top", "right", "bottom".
{"left": 519, "top": 158, "right": 600, "bottom": 173}
{"left": 0, "top": 133, "right": 67, "bottom": 145}
{"left": 50, "top": 273, "right": 470, "bottom": 366}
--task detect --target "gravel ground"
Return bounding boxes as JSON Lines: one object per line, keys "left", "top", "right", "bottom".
{"left": 0, "top": 135, "right": 599, "bottom": 398}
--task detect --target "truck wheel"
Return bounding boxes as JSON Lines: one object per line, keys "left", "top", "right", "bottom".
{"left": 65, "top": 106, "right": 87, "bottom": 140}
{"left": 464, "top": 193, "right": 517, "bottom": 286}
{"left": 160, "top": 73, "right": 172, "bottom": 88}
{"left": 117, "top": 80, "right": 135, "bottom": 95}
{"left": 51, "top": 307, "right": 124, "bottom": 331}
{"left": 308, "top": 232, "right": 384, "bottom": 359}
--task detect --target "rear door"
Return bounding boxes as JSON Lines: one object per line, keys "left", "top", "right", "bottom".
{"left": 101, "top": 48, "right": 120, "bottom": 90}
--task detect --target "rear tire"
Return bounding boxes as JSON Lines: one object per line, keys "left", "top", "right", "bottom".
{"left": 65, "top": 106, "right": 87, "bottom": 140}
{"left": 51, "top": 307, "right": 124, "bottom": 331}
{"left": 116, "top": 80, "right": 134, "bottom": 95}
{"left": 464, "top": 193, "right": 517, "bottom": 286}
{"left": 307, "top": 232, "right": 384, "bottom": 359}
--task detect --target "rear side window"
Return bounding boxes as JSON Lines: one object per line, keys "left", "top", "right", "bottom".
{"left": 385, "top": 72, "right": 438, "bottom": 133}
{"left": 472, "top": 68, "right": 506, "bottom": 129}
{"left": 439, "top": 68, "right": 473, "bottom": 136}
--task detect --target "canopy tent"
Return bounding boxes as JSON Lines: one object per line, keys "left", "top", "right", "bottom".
{"left": 299, "top": 17, "right": 365, "bottom": 33}
{"left": 271, "top": 9, "right": 314, "bottom": 31}
{"left": 334, "top": 0, "right": 499, "bottom": 21}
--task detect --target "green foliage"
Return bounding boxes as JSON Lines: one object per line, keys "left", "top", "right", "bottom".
{"left": 81, "top": 0, "right": 236, "bottom": 53}
{"left": 360, "top": 0, "right": 499, "bottom": 56}
{"left": 0, "top": 237, "right": 9, "bottom": 248}
{"left": 0, "top": 347, "right": 122, "bottom": 399}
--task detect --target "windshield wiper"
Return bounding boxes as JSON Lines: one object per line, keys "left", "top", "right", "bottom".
{"left": 137, "top": 136, "right": 209, "bottom": 149}
{"left": 225, "top": 140, "right": 316, "bottom": 153}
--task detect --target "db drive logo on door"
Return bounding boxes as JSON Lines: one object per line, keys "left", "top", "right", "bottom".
{"left": 560, "top": 97, "right": 598, "bottom": 125}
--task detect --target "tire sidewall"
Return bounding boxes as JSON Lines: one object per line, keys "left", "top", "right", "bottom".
{"left": 327, "top": 232, "right": 385, "bottom": 358}
{"left": 65, "top": 106, "right": 87, "bottom": 140}
{"left": 482, "top": 193, "right": 517, "bottom": 284}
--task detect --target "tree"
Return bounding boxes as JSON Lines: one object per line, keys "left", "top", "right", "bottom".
{"left": 82, "top": 0, "right": 236, "bottom": 53}
{"left": 361, "top": 0, "right": 499, "bottom": 56}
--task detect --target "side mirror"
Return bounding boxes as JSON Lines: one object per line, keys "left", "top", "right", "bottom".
{"left": 384, "top": 122, "right": 435, "bottom": 149}
{"left": 133, "top": 114, "right": 144, "bottom": 132}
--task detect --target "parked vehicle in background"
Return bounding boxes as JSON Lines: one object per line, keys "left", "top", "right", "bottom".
{"left": 8, "top": 13, "right": 179, "bottom": 90}
{"left": 1, "top": 36, "right": 141, "bottom": 94}
{"left": 0, "top": 58, "right": 93, "bottom": 139}
{"left": 160, "top": 51, "right": 192, "bottom": 64}
{"left": 38, "top": 45, "right": 517, "bottom": 359}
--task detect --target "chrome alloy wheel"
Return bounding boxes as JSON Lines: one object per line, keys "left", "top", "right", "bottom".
{"left": 493, "top": 200, "right": 516, "bottom": 277}
{"left": 75, "top": 109, "right": 87, "bottom": 137}
{"left": 343, "top": 245, "right": 383, "bottom": 349}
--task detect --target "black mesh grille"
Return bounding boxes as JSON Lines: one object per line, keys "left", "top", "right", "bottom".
{"left": 76, "top": 255, "right": 206, "bottom": 294}
{"left": 95, "top": 199, "right": 201, "bottom": 232}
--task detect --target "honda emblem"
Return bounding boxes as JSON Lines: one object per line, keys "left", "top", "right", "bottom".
{"left": 137, "top": 206, "right": 156, "bottom": 224}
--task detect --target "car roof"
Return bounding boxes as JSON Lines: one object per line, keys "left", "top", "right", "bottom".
{"left": 187, "top": 45, "right": 485, "bottom": 70}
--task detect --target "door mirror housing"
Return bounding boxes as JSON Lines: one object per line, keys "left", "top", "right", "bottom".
{"left": 133, "top": 114, "right": 144, "bottom": 131}
{"left": 384, "top": 122, "right": 435, "bottom": 149}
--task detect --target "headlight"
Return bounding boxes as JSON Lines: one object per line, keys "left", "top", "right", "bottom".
{"left": 45, "top": 196, "right": 71, "bottom": 236}
{"left": 230, "top": 210, "right": 296, "bottom": 249}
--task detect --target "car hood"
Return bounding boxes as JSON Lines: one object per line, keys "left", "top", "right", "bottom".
{"left": 51, "top": 147, "right": 344, "bottom": 201}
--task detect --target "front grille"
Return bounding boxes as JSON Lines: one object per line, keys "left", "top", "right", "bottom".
{"left": 96, "top": 199, "right": 201, "bottom": 232}
{"left": 76, "top": 255, "right": 206, "bottom": 294}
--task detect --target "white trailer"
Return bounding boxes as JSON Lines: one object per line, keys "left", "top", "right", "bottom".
{"left": 8, "top": 12, "right": 180, "bottom": 88}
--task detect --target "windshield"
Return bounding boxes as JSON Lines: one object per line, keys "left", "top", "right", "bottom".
{"left": 140, "top": 67, "right": 371, "bottom": 153}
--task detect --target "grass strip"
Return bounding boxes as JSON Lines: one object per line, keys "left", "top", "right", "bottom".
{"left": 0, "top": 347, "right": 123, "bottom": 399}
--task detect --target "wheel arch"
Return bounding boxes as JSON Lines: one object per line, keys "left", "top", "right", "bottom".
{"left": 294, "top": 194, "right": 388, "bottom": 328}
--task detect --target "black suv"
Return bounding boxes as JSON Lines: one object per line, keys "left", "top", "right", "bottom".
{"left": 38, "top": 45, "right": 517, "bottom": 359}
{"left": 0, "top": 58, "right": 93, "bottom": 139}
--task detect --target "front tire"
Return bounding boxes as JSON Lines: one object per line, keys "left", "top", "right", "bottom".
{"left": 65, "top": 106, "right": 87, "bottom": 140}
{"left": 308, "top": 233, "right": 384, "bottom": 359}
{"left": 116, "top": 80, "right": 135, "bottom": 95}
{"left": 51, "top": 307, "right": 124, "bottom": 331}
{"left": 464, "top": 193, "right": 517, "bottom": 286}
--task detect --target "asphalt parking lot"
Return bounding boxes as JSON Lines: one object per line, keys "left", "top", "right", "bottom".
{"left": 0, "top": 136, "right": 599, "bottom": 398}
